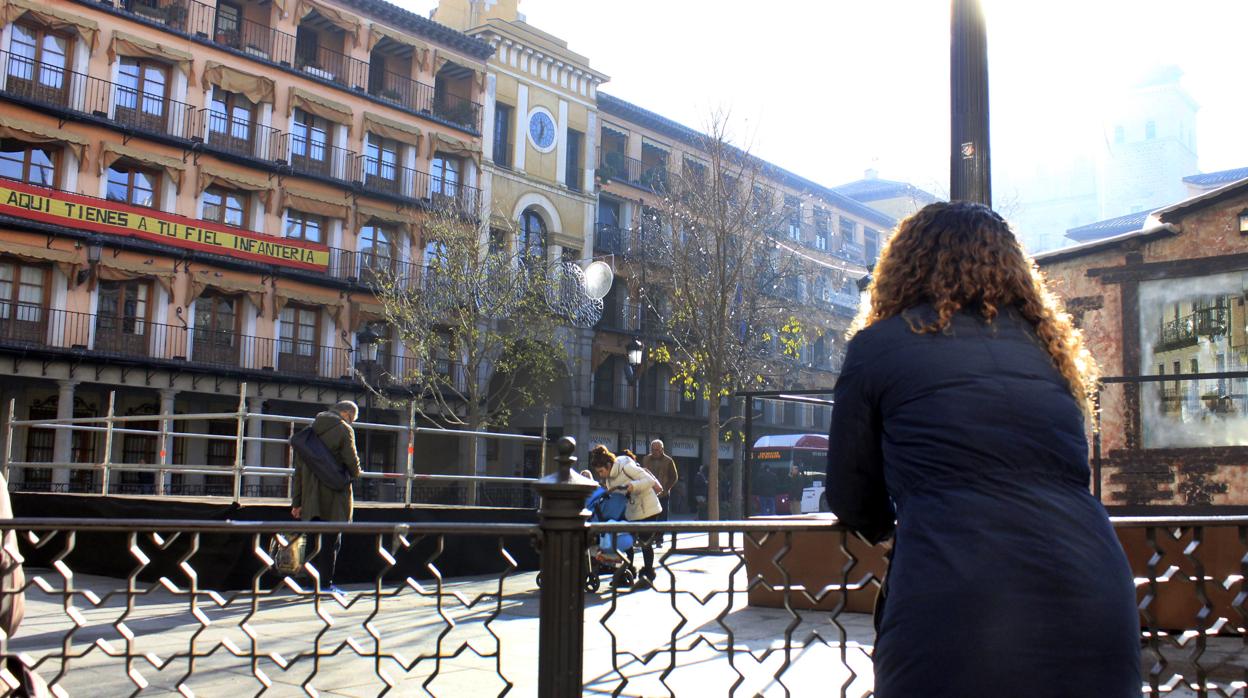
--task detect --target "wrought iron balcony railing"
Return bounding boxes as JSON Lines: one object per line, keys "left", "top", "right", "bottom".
{"left": 0, "top": 50, "right": 199, "bottom": 141}
{"left": 200, "top": 108, "right": 285, "bottom": 162}
{"left": 593, "top": 222, "right": 625, "bottom": 254}
{"left": 597, "top": 149, "right": 668, "bottom": 192}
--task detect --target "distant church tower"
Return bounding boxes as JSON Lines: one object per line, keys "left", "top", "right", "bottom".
{"left": 1098, "top": 65, "right": 1198, "bottom": 218}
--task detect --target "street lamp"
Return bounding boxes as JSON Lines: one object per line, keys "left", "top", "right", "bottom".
{"left": 355, "top": 324, "right": 383, "bottom": 495}
{"left": 76, "top": 238, "right": 103, "bottom": 286}
{"left": 626, "top": 337, "right": 643, "bottom": 453}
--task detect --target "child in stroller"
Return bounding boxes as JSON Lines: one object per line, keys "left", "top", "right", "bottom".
{"left": 585, "top": 483, "right": 637, "bottom": 591}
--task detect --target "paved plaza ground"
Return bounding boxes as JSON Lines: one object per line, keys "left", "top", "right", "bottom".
{"left": 5, "top": 532, "right": 1243, "bottom": 696}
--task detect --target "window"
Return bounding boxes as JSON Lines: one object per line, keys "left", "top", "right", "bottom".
{"left": 193, "top": 292, "right": 239, "bottom": 365}
{"left": 785, "top": 195, "right": 801, "bottom": 241}
{"left": 1145, "top": 120, "right": 1156, "bottom": 140}
{"left": 213, "top": 1, "right": 242, "bottom": 47}
{"left": 279, "top": 304, "right": 319, "bottom": 373}
{"left": 519, "top": 209, "right": 546, "bottom": 260}
{"left": 202, "top": 186, "right": 248, "bottom": 228}
{"left": 839, "top": 216, "right": 855, "bottom": 241}
{"left": 431, "top": 152, "right": 460, "bottom": 197}
{"left": 95, "top": 279, "right": 150, "bottom": 354}
{"left": 116, "top": 58, "right": 169, "bottom": 131}
{"left": 7, "top": 23, "right": 71, "bottom": 104}
{"left": 106, "top": 165, "right": 159, "bottom": 208}
{"left": 0, "top": 261, "right": 47, "bottom": 336}
{"left": 814, "top": 209, "right": 830, "bottom": 250}
{"left": 284, "top": 211, "right": 324, "bottom": 244}
{"left": 864, "top": 228, "right": 880, "bottom": 265}
{"left": 358, "top": 223, "right": 394, "bottom": 274}
{"left": 364, "top": 134, "right": 400, "bottom": 193}
{"left": 207, "top": 87, "right": 255, "bottom": 153}
{"left": 566, "top": 128, "right": 583, "bottom": 191}
{"left": 290, "top": 109, "right": 330, "bottom": 174}
{"left": 0, "top": 140, "right": 57, "bottom": 186}
{"left": 493, "top": 103, "right": 512, "bottom": 167}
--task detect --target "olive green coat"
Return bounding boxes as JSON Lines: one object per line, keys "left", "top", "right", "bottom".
{"left": 291, "top": 411, "right": 361, "bottom": 522}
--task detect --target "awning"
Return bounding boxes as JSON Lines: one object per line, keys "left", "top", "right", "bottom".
{"left": 295, "top": 0, "right": 360, "bottom": 46}
{"left": 428, "top": 131, "right": 481, "bottom": 167}
{"left": 355, "top": 203, "right": 412, "bottom": 235}
{"left": 97, "top": 256, "right": 175, "bottom": 295}
{"left": 0, "top": 0, "right": 98, "bottom": 50}
{"left": 196, "top": 164, "right": 274, "bottom": 207}
{"left": 367, "top": 23, "right": 429, "bottom": 68}
{"left": 0, "top": 115, "right": 90, "bottom": 170}
{"left": 278, "top": 186, "right": 348, "bottom": 220}
{"left": 99, "top": 143, "right": 185, "bottom": 191}
{"left": 2, "top": 241, "right": 77, "bottom": 276}
{"left": 274, "top": 285, "right": 345, "bottom": 322}
{"left": 433, "top": 50, "right": 486, "bottom": 93}
{"left": 107, "top": 31, "right": 193, "bottom": 78}
{"left": 188, "top": 273, "right": 268, "bottom": 315}
{"left": 201, "top": 62, "right": 275, "bottom": 104}
{"left": 353, "top": 300, "right": 387, "bottom": 325}
{"left": 288, "top": 86, "right": 353, "bottom": 128}
{"left": 363, "top": 111, "right": 421, "bottom": 147}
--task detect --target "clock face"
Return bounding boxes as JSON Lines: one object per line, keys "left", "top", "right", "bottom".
{"left": 528, "top": 110, "right": 556, "bottom": 151}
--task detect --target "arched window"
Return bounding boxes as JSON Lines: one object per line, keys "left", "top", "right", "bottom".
{"left": 520, "top": 208, "right": 546, "bottom": 260}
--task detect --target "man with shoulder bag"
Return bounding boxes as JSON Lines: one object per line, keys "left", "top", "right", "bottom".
{"left": 642, "top": 440, "right": 678, "bottom": 547}
{"left": 290, "top": 401, "right": 362, "bottom": 595}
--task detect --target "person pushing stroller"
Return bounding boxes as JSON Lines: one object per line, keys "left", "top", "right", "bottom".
{"left": 589, "top": 445, "right": 663, "bottom": 589}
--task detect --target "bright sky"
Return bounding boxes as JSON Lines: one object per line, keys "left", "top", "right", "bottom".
{"left": 400, "top": 0, "right": 1248, "bottom": 199}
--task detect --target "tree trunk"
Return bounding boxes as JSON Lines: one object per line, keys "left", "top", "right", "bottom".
{"left": 729, "top": 396, "right": 746, "bottom": 519}
{"left": 465, "top": 401, "right": 482, "bottom": 506}
{"left": 706, "top": 392, "right": 720, "bottom": 549}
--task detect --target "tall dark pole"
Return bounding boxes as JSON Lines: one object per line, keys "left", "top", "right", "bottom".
{"left": 950, "top": 0, "right": 991, "bottom": 206}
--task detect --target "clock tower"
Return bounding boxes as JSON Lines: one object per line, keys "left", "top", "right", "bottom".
{"left": 433, "top": 0, "right": 610, "bottom": 470}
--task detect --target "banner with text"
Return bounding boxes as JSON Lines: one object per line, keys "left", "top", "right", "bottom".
{"left": 0, "top": 179, "right": 329, "bottom": 270}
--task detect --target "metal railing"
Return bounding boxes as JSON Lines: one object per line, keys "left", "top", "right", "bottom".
{"left": 201, "top": 108, "right": 285, "bottom": 162}
{"left": 101, "top": 0, "right": 484, "bottom": 134}
{"left": 326, "top": 247, "right": 423, "bottom": 290}
{"left": 281, "top": 132, "right": 359, "bottom": 183}
{"left": 3, "top": 382, "right": 543, "bottom": 506}
{"left": 0, "top": 50, "right": 199, "bottom": 141}
{"left": 0, "top": 462, "right": 1239, "bottom": 695}
{"left": 594, "top": 222, "right": 625, "bottom": 254}
{"left": 598, "top": 149, "right": 669, "bottom": 192}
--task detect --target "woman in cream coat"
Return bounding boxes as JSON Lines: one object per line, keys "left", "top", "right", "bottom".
{"left": 590, "top": 445, "right": 662, "bottom": 587}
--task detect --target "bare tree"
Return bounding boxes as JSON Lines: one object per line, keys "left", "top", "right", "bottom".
{"left": 640, "top": 114, "right": 806, "bottom": 531}
{"left": 368, "top": 207, "right": 570, "bottom": 499}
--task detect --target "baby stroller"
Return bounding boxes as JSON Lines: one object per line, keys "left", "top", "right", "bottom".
{"left": 585, "top": 485, "right": 636, "bottom": 592}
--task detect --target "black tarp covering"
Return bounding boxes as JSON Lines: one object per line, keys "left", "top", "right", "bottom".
{"left": 11, "top": 493, "right": 538, "bottom": 590}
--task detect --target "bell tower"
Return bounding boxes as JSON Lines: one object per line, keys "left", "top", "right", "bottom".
{"left": 432, "top": 0, "right": 521, "bottom": 30}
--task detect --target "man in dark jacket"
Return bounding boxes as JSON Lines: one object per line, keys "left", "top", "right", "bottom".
{"left": 292, "top": 401, "right": 361, "bottom": 592}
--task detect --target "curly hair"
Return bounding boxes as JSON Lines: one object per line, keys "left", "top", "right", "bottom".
{"left": 850, "top": 201, "right": 1099, "bottom": 412}
{"left": 589, "top": 444, "right": 616, "bottom": 469}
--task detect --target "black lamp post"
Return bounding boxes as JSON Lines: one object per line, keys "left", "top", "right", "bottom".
{"left": 355, "top": 324, "right": 382, "bottom": 491}
{"left": 76, "top": 238, "right": 103, "bottom": 286}
{"left": 626, "top": 337, "right": 643, "bottom": 454}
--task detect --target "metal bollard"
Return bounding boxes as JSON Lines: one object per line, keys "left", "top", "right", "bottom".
{"left": 533, "top": 436, "right": 597, "bottom": 697}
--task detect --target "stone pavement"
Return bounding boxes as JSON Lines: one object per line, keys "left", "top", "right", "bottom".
{"left": 7, "top": 533, "right": 878, "bottom": 697}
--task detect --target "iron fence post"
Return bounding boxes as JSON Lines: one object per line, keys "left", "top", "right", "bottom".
{"left": 533, "top": 436, "right": 596, "bottom": 697}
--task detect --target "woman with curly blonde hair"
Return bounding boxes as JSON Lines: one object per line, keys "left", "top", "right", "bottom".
{"left": 827, "top": 202, "right": 1139, "bottom": 697}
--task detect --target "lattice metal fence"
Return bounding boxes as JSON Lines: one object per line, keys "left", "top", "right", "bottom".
{"left": 0, "top": 497, "right": 1244, "bottom": 695}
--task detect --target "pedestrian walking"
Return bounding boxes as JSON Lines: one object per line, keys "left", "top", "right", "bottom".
{"left": 642, "top": 439, "right": 678, "bottom": 546}
{"left": 826, "top": 201, "right": 1140, "bottom": 697}
{"left": 590, "top": 445, "right": 662, "bottom": 589}
{"left": 291, "top": 400, "right": 362, "bottom": 595}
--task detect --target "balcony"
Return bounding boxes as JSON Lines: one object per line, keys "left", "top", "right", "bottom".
{"left": 1157, "top": 308, "right": 1228, "bottom": 353}
{"left": 594, "top": 223, "right": 625, "bottom": 254}
{"left": 429, "top": 178, "right": 482, "bottom": 219}
{"left": 0, "top": 50, "right": 199, "bottom": 141}
{"left": 276, "top": 339, "right": 352, "bottom": 379}
{"left": 201, "top": 108, "right": 284, "bottom": 162}
{"left": 280, "top": 133, "right": 357, "bottom": 183}
{"left": 295, "top": 44, "right": 369, "bottom": 93}
{"left": 598, "top": 149, "right": 669, "bottom": 192}
{"left": 326, "top": 247, "right": 422, "bottom": 291}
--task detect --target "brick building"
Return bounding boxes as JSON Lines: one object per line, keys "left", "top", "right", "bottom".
{"left": 1037, "top": 177, "right": 1248, "bottom": 509}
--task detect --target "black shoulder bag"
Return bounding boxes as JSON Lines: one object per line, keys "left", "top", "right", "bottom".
{"left": 290, "top": 425, "right": 353, "bottom": 491}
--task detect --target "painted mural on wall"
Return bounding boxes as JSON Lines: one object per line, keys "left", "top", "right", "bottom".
{"left": 1139, "top": 271, "right": 1248, "bottom": 448}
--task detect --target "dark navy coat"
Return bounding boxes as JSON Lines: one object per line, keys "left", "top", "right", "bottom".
{"left": 827, "top": 306, "right": 1140, "bottom": 698}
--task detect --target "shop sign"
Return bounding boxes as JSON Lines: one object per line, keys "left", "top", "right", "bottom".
{"left": 669, "top": 437, "right": 699, "bottom": 457}
{"left": 588, "top": 431, "right": 617, "bottom": 452}
{"left": 0, "top": 179, "right": 328, "bottom": 270}
{"left": 718, "top": 442, "right": 734, "bottom": 460}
